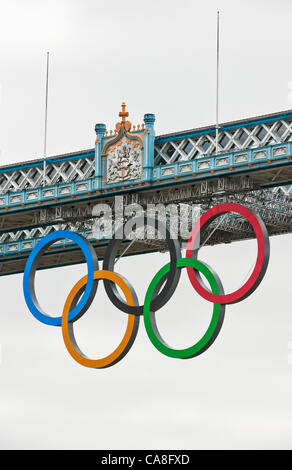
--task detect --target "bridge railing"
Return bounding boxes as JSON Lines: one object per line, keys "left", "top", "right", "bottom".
{"left": 0, "top": 141, "right": 291, "bottom": 211}
{"left": 154, "top": 112, "right": 292, "bottom": 164}
{"left": 0, "top": 150, "right": 95, "bottom": 194}
{"left": 0, "top": 111, "right": 291, "bottom": 195}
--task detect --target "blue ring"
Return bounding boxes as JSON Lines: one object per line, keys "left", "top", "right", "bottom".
{"left": 23, "top": 230, "right": 98, "bottom": 326}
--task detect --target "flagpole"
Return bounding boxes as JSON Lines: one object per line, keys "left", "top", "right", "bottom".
{"left": 215, "top": 11, "right": 220, "bottom": 155}
{"left": 43, "top": 51, "right": 49, "bottom": 186}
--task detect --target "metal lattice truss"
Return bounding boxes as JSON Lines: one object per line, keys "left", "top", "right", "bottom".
{"left": 274, "top": 185, "right": 292, "bottom": 196}
{"left": 0, "top": 224, "right": 70, "bottom": 244}
{"left": 1, "top": 184, "right": 291, "bottom": 248}
{"left": 0, "top": 182, "right": 291, "bottom": 276}
{"left": 0, "top": 153, "right": 95, "bottom": 193}
{"left": 0, "top": 113, "right": 291, "bottom": 194}
{"left": 198, "top": 188, "right": 292, "bottom": 245}
{"left": 154, "top": 117, "right": 292, "bottom": 164}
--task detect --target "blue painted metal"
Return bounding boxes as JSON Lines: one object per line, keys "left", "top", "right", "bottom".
{"left": 0, "top": 228, "right": 95, "bottom": 258}
{"left": 0, "top": 150, "right": 95, "bottom": 174}
{"left": 0, "top": 141, "right": 291, "bottom": 213}
{"left": 143, "top": 113, "right": 156, "bottom": 181}
{"left": 95, "top": 123, "right": 106, "bottom": 187}
{"left": 0, "top": 109, "right": 290, "bottom": 179}
{"left": 155, "top": 110, "right": 292, "bottom": 143}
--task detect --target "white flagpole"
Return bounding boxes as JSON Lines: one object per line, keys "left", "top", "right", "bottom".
{"left": 215, "top": 11, "right": 220, "bottom": 155}
{"left": 43, "top": 51, "right": 49, "bottom": 186}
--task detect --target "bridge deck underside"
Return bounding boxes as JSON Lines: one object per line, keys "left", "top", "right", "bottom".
{"left": 0, "top": 204, "right": 291, "bottom": 277}
{"left": 0, "top": 163, "right": 292, "bottom": 233}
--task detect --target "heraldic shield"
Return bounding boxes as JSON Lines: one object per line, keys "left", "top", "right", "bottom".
{"left": 101, "top": 103, "right": 145, "bottom": 184}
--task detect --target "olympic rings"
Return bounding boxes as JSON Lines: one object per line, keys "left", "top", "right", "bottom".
{"left": 23, "top": 230, "right": 99, "bottom": 326}
{"left": 22, "top": 204, "right": 271, "bottom": 368}
{"left": 143, "top": 258, "right": 225, "bottom": 359}
{"left": 103, "top": 216, "right": 182, "bottom": 316}
{"left": 186, "top": 203, "right": 270, "bottom": 304}
{"left": 62, "top": 270, "right": 139, "bottom": 369}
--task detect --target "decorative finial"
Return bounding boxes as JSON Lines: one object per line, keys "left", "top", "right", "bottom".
{"left": 119, "top": 102, "right": 129, "bottom": 123}
{"left": 115, "top": 102, "right": 132, "bottom": 133}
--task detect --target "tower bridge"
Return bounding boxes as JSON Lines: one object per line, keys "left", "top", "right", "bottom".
{"left": 0, "top": 105, "right": 291, "bottom": 276}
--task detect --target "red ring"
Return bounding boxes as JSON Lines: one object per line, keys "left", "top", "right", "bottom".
{"left": 186, "top": 203, "right": 270, "bottom": 304}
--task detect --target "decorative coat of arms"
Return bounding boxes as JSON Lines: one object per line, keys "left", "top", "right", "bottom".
{"left": 101, "top": 103, "right": 144, "bottom": 185}
{"left": 106, "top": 137, "right": 143, "bottom": 184}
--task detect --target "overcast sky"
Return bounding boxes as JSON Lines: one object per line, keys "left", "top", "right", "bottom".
{"left": 0, "top": 0, "right": 292, "bottom": 450}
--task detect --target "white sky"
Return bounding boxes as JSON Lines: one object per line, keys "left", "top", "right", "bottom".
{"left": 0, "top": 0, "right": 292, "bottom": 450}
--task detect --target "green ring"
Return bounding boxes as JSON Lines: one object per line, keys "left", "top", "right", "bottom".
{"left": 143, "top": 258, "right": 223, "bottom": 359}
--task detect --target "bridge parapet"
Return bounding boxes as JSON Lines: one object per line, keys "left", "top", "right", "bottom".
{"left": 0, "top": 140, "right": 291, "bottom": 213}
{"left": 154, "top": 110, "right": 292, "bottom": 164}
{"left": 0, "top": 109, "right": 291, "bottom": 198}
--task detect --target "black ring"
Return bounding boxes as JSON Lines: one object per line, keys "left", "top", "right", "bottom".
{"left": 103, "top": 216, "right": 182, "bottom": 315}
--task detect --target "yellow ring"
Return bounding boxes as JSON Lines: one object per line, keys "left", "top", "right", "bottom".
{"left": 62, "top": 270, "right": 139, "bottom": 368}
